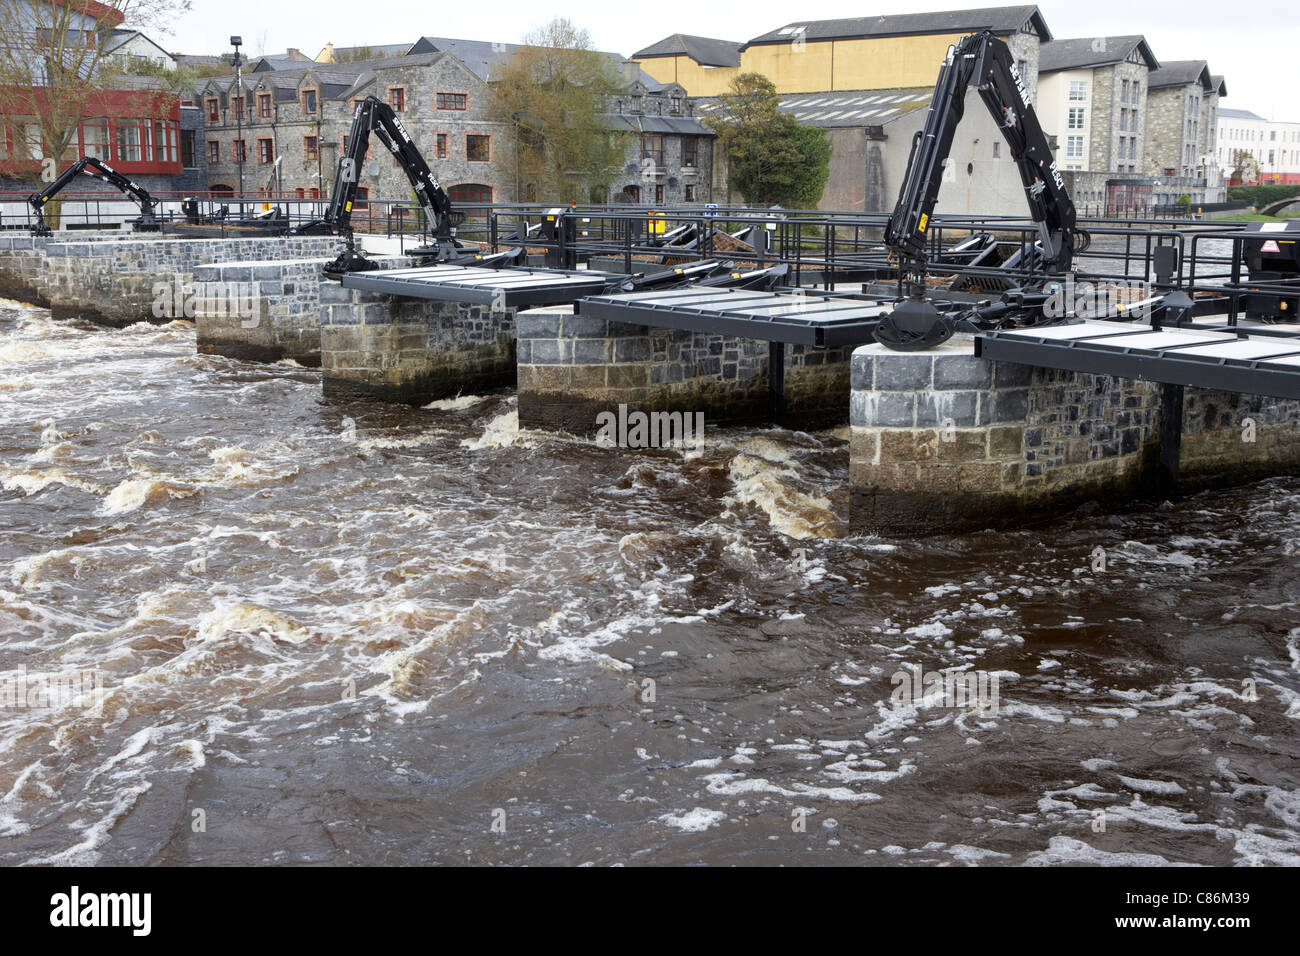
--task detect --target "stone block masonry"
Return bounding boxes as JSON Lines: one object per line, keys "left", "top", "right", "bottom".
{"left": 34, "top": 235, "right": 344, "bottom": 327}
{"left": 0, "top": 232, "right": 129, "bottom": 307}
{"left": 192, "top": 256, "right": 413, "bottom": 366}
{"left": 515, "top": 305, "right": 855, "bottom": 435}
{"left": 319, "top": 282, "right": 517, "bottom": 405}
{"left": 850, "top": 336, "right": 1300, "bottom": 535}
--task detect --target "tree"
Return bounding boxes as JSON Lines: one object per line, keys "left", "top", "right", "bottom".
{"left": 707, "top": 73, "right": 831, "bottom": 208}
{"left": 0, "top": 0, "right": 191, "bottom": 180}
{"left": 486, "top": 18, "right": 627, "bottom": 204}
{"left": 1229, "top": 148, "right": 1260, "bottom": 186}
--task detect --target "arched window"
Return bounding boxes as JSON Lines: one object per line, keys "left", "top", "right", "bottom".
{"left": 209, "top": 184, "right": 235, "bottom": 198}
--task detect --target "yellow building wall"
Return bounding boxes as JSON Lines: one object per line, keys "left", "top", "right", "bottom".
{"left": 634, "top": 33, "right": 969, "bottom": 96}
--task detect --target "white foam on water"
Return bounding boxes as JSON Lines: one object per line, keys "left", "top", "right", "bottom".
{"left": 423, "top": 394, "right": 490, "bottom": 411}
{"left": 659, "top": 807, "right": 726, "bottom": 832}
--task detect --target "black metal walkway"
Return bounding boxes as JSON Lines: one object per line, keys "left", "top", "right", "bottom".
{"left": 577, "top": 287, "right": 892, "bottom": 347}
{"left": 975, "top": 321, "right": 1300, "bottom": 399}
{"left": 341, "top": 264, "right": 615, "bottom": 307}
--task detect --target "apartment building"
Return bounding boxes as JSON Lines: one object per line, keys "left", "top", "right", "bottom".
{"left": 1037, "top": 36, "right": 1159, "bottom": 217}
{"left": 1217, "top": 108, "right": 1300, "bottom": 185}
{"left": 1144, "top": 61, "right": 1227, "bottom": 206}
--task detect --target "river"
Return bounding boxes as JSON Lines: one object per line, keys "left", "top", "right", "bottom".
{"left": 1, "top": 300, "right": 1297, "bottom": 865}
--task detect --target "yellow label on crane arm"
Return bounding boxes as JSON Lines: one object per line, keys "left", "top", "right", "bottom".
{"left": 918, "top": 213, "right": 929, "bottom": 233}
{"left": 345, "top": 201, "right": 352, "bottom": 212}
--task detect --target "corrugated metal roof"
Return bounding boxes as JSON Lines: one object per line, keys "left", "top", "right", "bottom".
{"left": 744, "top": 5, "right": 1050, "bottom": 48}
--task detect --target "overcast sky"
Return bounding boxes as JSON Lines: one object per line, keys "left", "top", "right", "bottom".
{"left": 160, "top": 0, "right": 1298, "bottom": 120}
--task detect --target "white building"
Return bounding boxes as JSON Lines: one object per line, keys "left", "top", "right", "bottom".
{"left": 102, "top": 30, "right": 176, "bottom": 72}
{"left": 1217, "top": 107, "right": 1300, "bottom": 184}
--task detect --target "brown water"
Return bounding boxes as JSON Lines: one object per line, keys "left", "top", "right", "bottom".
{"left": 1, "top": 301, "right": 1298, "bottom": 866}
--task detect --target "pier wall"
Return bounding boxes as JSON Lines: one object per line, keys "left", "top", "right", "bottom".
{"left": 514, "top": 304, "right": 853, "bottom": 435}
{"left": 849, "top": 337, "right": 1300, "bottom": 535}
{"left": 0, "top": 232, "right": 126, "bottom": 306}
{"left": 192, "top": 256, "right": 412, "bottom": 366}
{"left": 40, "top": 236, "right": 343, "bottom": 326}
{"left": 319, "top": 283, "right": 517, "bottom": 404}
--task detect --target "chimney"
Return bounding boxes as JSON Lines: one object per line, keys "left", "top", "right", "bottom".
{"left": 621, "top": 60, "right": 639, "bottom": 86}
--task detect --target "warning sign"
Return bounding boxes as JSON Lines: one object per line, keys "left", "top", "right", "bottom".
{"left": 1262, "top": 240, "right": 1281, "bottom": 253}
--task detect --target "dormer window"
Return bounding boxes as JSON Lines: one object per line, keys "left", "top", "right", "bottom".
{"left": 669, "top": 96, "right": 682, "bottom": 115}
{"left": 631, "top": 95, "right": 642, "bottom": 113}
{"left": 301, "top": 88, "right": 318, "bottom": 114}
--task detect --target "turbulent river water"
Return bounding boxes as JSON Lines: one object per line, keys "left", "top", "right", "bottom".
{"left": 1, "top": 300, "right": 1298, "bottom": 866}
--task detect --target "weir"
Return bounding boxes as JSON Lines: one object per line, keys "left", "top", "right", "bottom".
{"left": 5, "top": 202, "right": 1300, "bottom": 536}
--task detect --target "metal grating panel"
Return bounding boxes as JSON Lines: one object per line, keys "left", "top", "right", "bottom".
{"left": 341, "top": 264, "right": 615, "bottom": 307}
{"left": 577, "top": 287, "right": 893, "bottom": 347}
{"left": 975, "top": 320, "right": 1300, "bottom": 399}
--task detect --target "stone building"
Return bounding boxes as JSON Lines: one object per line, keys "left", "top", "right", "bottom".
{"left": 648, "top": 5, "right": 1051, "bottom": 214}
{"left": 1037, "top": 35, "right": 1160, "bottom": 217}
{"left": 1144, "top": 61, "right": 1227, "bottom": 206}
{"left": 195, "top": 36, "right": 714, "bottom": 208}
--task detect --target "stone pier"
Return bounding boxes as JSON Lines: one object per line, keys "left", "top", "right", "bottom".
{"left": 849, "top": 336, "right": 1300, "bottom": 535}
{"left": 514, "top": 304, "right": 854, "bottom": 435}
{"left": 192, "top": 256, "right": 410, "bottom": 366}
{"left": 0, "top": 234, "right": 348, "bottom": 326}
{"left": 319, "top": 283, "right": 517, "bottom": 404}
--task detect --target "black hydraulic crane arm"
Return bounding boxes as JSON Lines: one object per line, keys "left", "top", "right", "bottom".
{"left": 27, "top": 156, "right": 159, "bottom": 236}
{"left": 877, "top": 31, "right": 1082, "bottom": 350}
{"left": 317, "top": 95, "right": 465, "bottom": 274}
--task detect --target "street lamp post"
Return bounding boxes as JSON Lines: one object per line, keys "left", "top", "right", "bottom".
{"left": 230, "top": 35, "right": 244, "bottom": 209}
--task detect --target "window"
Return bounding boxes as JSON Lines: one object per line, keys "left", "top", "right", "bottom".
{"left": 992, "top": 141, "right": 1000, "bottom": 158}
{"left": 466, "top": 134, "right": 489, "bottom": 162}
{"left": 82, "top": 118, "right": 109, "bottom": 160}
{"left": 684, "top": 185, "right": 695, "bottom": 201}
{"left": 257, "top": 138, "right": 273, "bottom": 164}
{"left": 1068, "top": 107, "right": 1085, "bottom": 130}
{"left": 231, "top": 95, "right": 245, "bottom": 121}
{"left": 207, "top": 140, "right": 220, "bottom": 164}
{"left": 682, "top": 135, "right": 698, "bottom": 167}
{"left": 1066, "top": 135, "right": 1084, "bottom": 158}
{"left": 654, "top": 184, "right": 664, "bottom": 204}
{"left": 448, "top": 183, "right": 492, "bottom": 203}
{"left": 387, "top": 87, "right": 405, "bottom": 112}
{"left": 301, "top": 89, "right": 317, "bottom": 114}
{"left": 642, "top": 133, "right": 663, "bottom": 166}
{"left": 232, "top": 138, "right": 247, "bottom": 163}
{"left": 1016, "top": 59, "right": 1027, "bottom": 80}
{"left": 258, "top": 93, "right": 272, "bottom": 119}
{"left": 206, "top": 97, "right": 220, "bottom": 122}
{"left": 116, "top": 123, "right": 141, "bottom": 161}
{"left": 669, "top": 95, "right": 682, "bottom": 115}
{"left": 294, "top": 187, "right": 305, "bottom": 199}
{"left": 304, "top": 135, "right": 318, "bottom": 160}
{"left": 435, "top": 133, "right": 447, "bottom": 159}
{"left": 181, "top": 129, "right": 196, "bottom": 168}
{"left": 436, "top": 92, "right": 466, "bottom": 110}
{"left": 1068, "top": 80, "right": 1087, "bottom": 102}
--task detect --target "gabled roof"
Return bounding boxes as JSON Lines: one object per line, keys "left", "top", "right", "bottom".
{"left": 743, "top": 5, "right": 1050, "bottom": 48}
{"left": 409, "top": 36, "right": 523, "bottom": 81}
{"left": 1038, "top": 36, "right": 1158, "bottom": 74}
{"left": 1210, "top": 74, "right": 1227, "bottom": 96}
{"left": 103, "top": 30, "right": 174, "bottom": 61}
{"left": 250, "top": 56, "right": 314, "bottom": 73}
{"left": 1148, "top": 60, "right": 1212, "bottom": 92}
{"left": 1219, "top": 107, "right": 1264, "bottom": 121}
{"left": 632, "top": 34, "right": 742, "bottom": 67}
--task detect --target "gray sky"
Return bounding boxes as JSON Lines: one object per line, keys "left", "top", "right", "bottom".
{"left": 162, "top": 0, "right": 1298, "bottom": 120}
